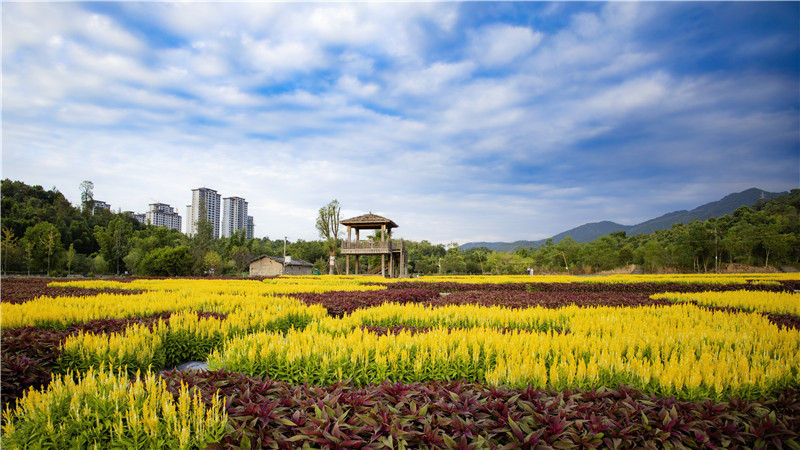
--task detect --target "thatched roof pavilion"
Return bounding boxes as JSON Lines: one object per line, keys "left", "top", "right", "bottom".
{"left": 340, "top": 212, "right": 407, "bottom": 278}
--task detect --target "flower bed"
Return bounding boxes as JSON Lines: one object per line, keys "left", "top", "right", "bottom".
{"left": 2, "top": 275, "right": 799, "bottom": 448}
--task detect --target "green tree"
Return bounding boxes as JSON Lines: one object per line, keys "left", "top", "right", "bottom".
{"left": 23, "top": 222, "right": 64, "bottom": 274}
{"left": 230, "top": 246, "right": 255, "bottom": 275}
{"left": 315, "top": 200, "right": 341, "bottom": 275}
{"left": 555, "top": 237, "right": 581, "bottom": 272}
{"left": 635, "top": 240, "right": 668, "bottom": 273}
{"left": 2, "top": 227, "right": 18, "bottom": 275}
{"left": 140, "top": 246, "right": 193, "bottom": 276}
{"left": 440, "top": 243, "right": 466, "bottom": 274}
{"left": 94, "top": 216, "right": 133, "bottom": 275}
{"left": 80, "top": 180, "right": 94, "bottom": 216}
{"left": 66, "top": 243, "right": 76, "bottom": 276}
{"left": 203, "top": 251, "right": 223, "bottom": 276}
{"left": 22, "top": 240, "right": 33, "bottom": 276}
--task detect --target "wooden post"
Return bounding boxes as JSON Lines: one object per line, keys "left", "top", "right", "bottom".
{"left": 355, "top": 256, "right": 359, "bottom": 275}
{"left": 346, "top": 254, "right": 350, "bottom": 275}
{"left": 381, "top": 254, "right": 385, "bottom": 277}
{"left": 390, "top": 253, "right": 394, "bottom": 278}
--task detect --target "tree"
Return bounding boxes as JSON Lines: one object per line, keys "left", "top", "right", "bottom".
{"left": 139, "top": 246, "right": 193, "bottom": 276}
{"left": 315, "top": 200, "right": 341, "bottom": 275}
{"left": 42, "top": 226, "right": 57, "bottom": 276}
{"left": 22, "top": 240, "right": 33, "bottom": 276}
{"left": 231, "top": 246, "right": 255, "bottom": 275}
{"left": 203, "top": 251, "right": 223, "bottom": 276}
{"left": 94, "top": 216, "right": 133, "bottom": 275}
{"left": 2, "top": 227, "right": 18, "bottom": 275}
{"left": 23, "top": 222, "right": 64, "bottom": 274}
{"left": 66, "top": 243, "right": 76, "bottom": 276}
{"left": 80, "top": 180, "right": 94, "bottom": 215}
{"left": 440, "top": 243, "right": 466, "bottom": 274}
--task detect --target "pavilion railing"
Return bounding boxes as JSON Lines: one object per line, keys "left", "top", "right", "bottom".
{"left": 341, "top": 240, "right": 404, "bottom": 252}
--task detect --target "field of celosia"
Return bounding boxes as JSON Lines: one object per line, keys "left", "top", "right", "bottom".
{"left": 2, "top": 274, "right": 800, "bottom": 449}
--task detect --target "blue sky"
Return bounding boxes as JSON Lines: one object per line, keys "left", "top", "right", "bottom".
{"left": 3, "top": 2, "right": 798, "bottom": 244}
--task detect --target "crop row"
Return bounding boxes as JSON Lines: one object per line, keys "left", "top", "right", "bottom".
{"left": 6, "top": 365, "right": 799, "bottom": 449}
{"left": 50, "top": 302, "right": 800, "bottom": 401}
{"left": 0, "top": 287, "right": 331, "bottom": 330}
{"left": 0, "top": 311, "right": 220, "bottom": 408}
{"left": 0, "top": 277, "right": 144, "bottom": 304}
{"left": 653, "top": 290, "right": 800, "bottom": 316}
{"left": 171, "top": 369, "right": 800, "bottom": 450}
{"left": 2, "top": 366, "right": 226, "bottom": 449}
{"left": 381, "top": 273, "right": 800, "bottom": 286}
{"left": 381, "top": 280, "right": 800, "bottom": 294}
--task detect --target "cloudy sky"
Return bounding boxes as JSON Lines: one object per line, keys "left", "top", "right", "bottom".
{"left": 3, "top": 2, "right": 798, "bottom": 244}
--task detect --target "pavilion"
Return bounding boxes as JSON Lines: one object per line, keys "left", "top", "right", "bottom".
{"left": 340, "top": 212, "right": 408, "bottom": 278}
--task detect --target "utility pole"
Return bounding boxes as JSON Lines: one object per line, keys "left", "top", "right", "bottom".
{"left": 714, "top": 227, "right": 719, "bottom": 274}
{"left": 283, "top": 236, "right": 287, "bottom": 276}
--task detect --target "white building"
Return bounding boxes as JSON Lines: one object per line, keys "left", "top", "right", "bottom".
{"left": 187, "top": 187, "right": 221, "bottom": 238}
{"left": 222, "top": 196, "right": 249, "bottom": 238}
{"left": 125, "top": 211, "right": 147, "bottom": 224}
{"left": 146, "top": 203, "right": 182, "bottom": 232}
{"left": 93, "top": 200, "right": 111, "bottom": 214}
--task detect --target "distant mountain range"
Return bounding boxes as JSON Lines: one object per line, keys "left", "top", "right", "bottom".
{"left": 461, "top": 188, "right": 788, "bottom": 253}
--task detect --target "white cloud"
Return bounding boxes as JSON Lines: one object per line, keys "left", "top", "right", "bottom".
{"left": 56, "top": 103, "right": 128, "bottom": 125}
{"left": 392, "top": 61, "right": 475, "bottom": 96}
{"left": 336, "top": 76, "right": 380, "bottom": 98}
{"left": 240, "top": 35, "right": 328, "bottom": 79}
{"left": 470, "top": 24, "right": 543, "bottom": 67}
{"left": 2, "top": 2, "right": 796, "bottom": 245}
{"left": 582, "top": 74, "right": 670, "bottom": 118}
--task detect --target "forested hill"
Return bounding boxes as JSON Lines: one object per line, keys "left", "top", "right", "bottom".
{"left": 462, "top": 188, "right": 789, "bottom": 252}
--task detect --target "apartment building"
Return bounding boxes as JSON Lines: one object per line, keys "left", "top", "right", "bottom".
{"left": 222, "top": 196, "right": 249, "bottom": 238}
{"left": 92, "top": 200, "right": 111, "bottom": 214}
{"left": 146, "top": 203, "right": 182, "bottom": 232}
{"left": 125, "top": 211, "right": 147, "bottom": 224}
{"left": 187, "top": 187, "right": 221, "bottom": 238}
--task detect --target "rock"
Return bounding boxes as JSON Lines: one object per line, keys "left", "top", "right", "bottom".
{"left": 176, "top": 361, "right": 210, "bottom": 371}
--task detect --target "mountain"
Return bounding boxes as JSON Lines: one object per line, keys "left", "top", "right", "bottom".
{"left": 460, "top": 188, "right": 788, "bottom": 252}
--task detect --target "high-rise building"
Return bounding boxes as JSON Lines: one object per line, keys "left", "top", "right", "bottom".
{"left": 146, "top": 203, "right": 182, "bottom": 232}
{"left": 246, "top": 215, "right": 255, "bottom": 239}
{"left": 187, "top": 187, "right": 221, "bottom": 238}
{"left": 222, "top": 196, "right": 249, "bottom": 238}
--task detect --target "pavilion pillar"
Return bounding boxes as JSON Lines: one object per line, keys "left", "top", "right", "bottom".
{"left": 390, "top": 253, "right": 394, "bottom": 278}
{"left": 381, "top": 254, "right": 385, "bottom": 277}
{"left": 346, "top": 255, "right": 350, "bottom": 275}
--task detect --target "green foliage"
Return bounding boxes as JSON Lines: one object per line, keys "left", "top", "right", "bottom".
{"left": 2, "top": 179, "right": 799, "bottom": 277}
{"left": 140, "top": 246, "right": 194, "bottom": 276}
{"left": 21, "top": 222, "right": 65, "bottom": 274}
{"left": 94, "top": 216, "right": 135, "bottom": 275}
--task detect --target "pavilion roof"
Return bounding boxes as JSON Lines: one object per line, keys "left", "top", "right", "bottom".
{"left": 341, "top": 212, "right": 398, "bottom": 229}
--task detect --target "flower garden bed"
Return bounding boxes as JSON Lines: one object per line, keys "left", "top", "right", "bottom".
{"left": 2, "top": 275, "right": 799, "bottom": 448}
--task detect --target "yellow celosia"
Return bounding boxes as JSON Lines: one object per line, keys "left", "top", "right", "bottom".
{"left": 1, "top": 365, "right": 226, "bottom": 449}
{"left": 653, "top": 290, "right": 800, "bottom": 316}
{"left": 206, "top": 302, "right": 799, "bottom": 400}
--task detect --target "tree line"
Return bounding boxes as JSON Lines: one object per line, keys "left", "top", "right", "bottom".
{"left": 1, "top": 179, "right": 798, "bottom": 277}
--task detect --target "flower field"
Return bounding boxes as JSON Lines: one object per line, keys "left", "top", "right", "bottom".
{"left": 2, "top": 274, "right": 800, "bottom": 448}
